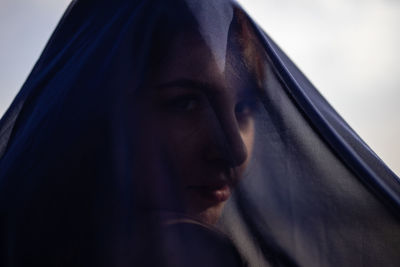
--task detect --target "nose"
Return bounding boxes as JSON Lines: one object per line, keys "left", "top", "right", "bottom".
{"left": 205, "top": 111, "right": 248, "bottom": 168}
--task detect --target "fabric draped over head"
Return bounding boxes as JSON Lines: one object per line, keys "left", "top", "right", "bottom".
{"left": 0, "top": 0, "right": 399, "bottom": 266}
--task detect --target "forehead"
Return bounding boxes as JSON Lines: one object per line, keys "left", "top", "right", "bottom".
{"left": 152, "top": 32, "right": 257, "bottom": 97}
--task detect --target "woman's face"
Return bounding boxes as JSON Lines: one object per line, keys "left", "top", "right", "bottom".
{"left": 132, "top": 33, "right": 258, "bottom": 224}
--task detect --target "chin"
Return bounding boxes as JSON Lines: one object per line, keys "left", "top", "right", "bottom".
{"left": 190, "top": 202, "right": 226, "bottom": 225}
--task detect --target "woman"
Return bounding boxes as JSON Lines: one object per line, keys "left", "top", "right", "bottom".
{"left": 1, "top": 0, "right": 399, "bottom": 266}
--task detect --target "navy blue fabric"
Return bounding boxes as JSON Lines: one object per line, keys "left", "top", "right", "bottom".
{"left": 256, "top": 28, "right": 400, "bottom": 210}
{"left": 0, "top": 0, "right": 399, "bottom": 266}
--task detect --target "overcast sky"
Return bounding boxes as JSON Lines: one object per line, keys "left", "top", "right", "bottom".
{"left": 0, "top": 0, "right": 399, "bottom": 175}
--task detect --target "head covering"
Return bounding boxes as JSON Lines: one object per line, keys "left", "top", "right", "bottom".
{"left": 1, "top": 0, "right": 399, "bottom": 266}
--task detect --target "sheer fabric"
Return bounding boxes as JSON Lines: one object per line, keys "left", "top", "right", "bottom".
{"left": 0, "top": 0, "right": 399, "bottom": 266}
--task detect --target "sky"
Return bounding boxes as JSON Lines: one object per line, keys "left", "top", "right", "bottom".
{"left": 0, "top": 0, "right": 399, "bottom": 175}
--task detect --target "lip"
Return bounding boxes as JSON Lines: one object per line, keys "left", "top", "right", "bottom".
{"left": 188, "top": 184, "right": 232, "bottom": 204}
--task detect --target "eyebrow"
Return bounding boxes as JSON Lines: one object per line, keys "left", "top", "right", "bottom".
{"left": 155, "top": 78, "right": 218, "bottom": 94}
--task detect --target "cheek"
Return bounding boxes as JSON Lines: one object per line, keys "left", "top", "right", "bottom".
{"left": 135, "top": 112, "right": 202, "bottom": 171}
{"left": 130, "top": 113, "right": 181, "bottom": 203}
{"left": 160, "top": 121, "right": 205, "bottom": 175}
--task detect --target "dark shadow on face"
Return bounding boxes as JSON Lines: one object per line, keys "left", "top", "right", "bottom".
{"left": 130, "top": 8, "right": 265, "bottom": 225}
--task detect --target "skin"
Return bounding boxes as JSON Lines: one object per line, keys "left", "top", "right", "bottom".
{"left": 132, "top": 32, "right": 258, "bottom": 225}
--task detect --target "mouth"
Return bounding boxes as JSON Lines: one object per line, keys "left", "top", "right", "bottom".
{"left": 187, "top": 184, "right": 232, "bottom": 204}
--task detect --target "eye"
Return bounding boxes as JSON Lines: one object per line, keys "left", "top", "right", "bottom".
{"left": 166, "top": 94, "right": 202, "bottom": 112}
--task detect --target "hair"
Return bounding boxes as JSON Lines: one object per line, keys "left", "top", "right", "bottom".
{"left": 229, "top": 6, "right": 268, "bottom": 90}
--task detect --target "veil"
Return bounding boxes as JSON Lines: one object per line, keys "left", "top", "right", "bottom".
{"left": 0, "top": 0, "right": 399, "bottom": 266}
